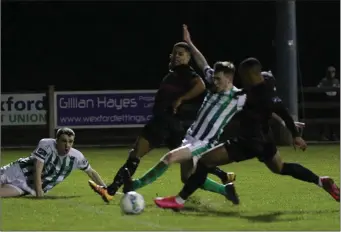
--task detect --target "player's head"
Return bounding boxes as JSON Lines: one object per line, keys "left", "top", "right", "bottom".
{"left": 238, "top": 57, "right": 264, "bottom": 87}
{"left": 169, "top": 42, "right": 191, "bottom": 68}
{"left": 55, "top": 127, "right": 75, "bottom": 155}
{"left": 326, "top": 66, "right": 336, "bottom": 79}
{"left": 212, "top": 61, "right": 235, "bottom": 92}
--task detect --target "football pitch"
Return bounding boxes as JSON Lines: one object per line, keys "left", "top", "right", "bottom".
{"left": 1, "top": 145, "right": 340, "bottom": 231}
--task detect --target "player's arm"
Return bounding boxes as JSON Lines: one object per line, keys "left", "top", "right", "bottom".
{"left": 33, "top": 159, "right": 44, "bottom": 197}
{"left": 272, "top": 113, "right": 305, "bottom": 129}
{"left": 180, "top": 77, "right": 205, "bottom": 101}
{"left": 31, "top": 143, "right": 49, "bottom": 197}
{"left": 271, "top": 100, "right": 308, "bottom": 150}
{"left": 77, "top": 156, "right": 106, "bottom": 187}
{"left": 270, "top": 97, "right": 300, "bottom": 138}
{"left": 183, "top": 24, "right": 212, "bottom": 83}
{"left": 272, "top": 113, "right": 285, "bottom": 126}
{"left": 85, "top": 168, "right": 106, "bottom": 187}
{"left": 173, "top": 76, "right": 205, "bottom": 114}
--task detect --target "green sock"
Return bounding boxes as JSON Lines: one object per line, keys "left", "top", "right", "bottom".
{"left": 132, "top": 161, "right": 169, "bottom": 190}
{"left": 201, "top": 177, "right": 226, "bottom": 196}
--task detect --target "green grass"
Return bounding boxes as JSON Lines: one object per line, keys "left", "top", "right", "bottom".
{"left": 1, "top": 145, "right": 340, "bottom": 231}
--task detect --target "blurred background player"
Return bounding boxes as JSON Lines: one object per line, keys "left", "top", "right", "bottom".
{"left": 154, "top": 57, "right": 340, "bottom": 209}
{"left": 317, "top": 66, "right": 340, "bottom": 141}
{"left": 0, "top": 128, "right": 106, "bottom": 198}
{"left": 89, "top": 42, "right": 235, "bottom": 203}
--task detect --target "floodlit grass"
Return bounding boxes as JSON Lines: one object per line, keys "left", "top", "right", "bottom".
{"left": 1, "top": 145, "right": 340, "bottom": 231}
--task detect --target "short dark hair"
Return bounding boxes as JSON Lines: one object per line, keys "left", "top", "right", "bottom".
{"left": 173, "top": 42, "right": 191, "bottom": 53}
{"left": 239, "top": 57, "right": 262, "bottom": 71}
{"left": 213, "top": 61, "right": 235, "bottom": 75}
{"left": 56, "top": 127, "right": 75, "bottom": 139}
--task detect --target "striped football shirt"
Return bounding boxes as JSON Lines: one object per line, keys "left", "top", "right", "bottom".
{"left": 186, "top": 66, "right": 246, "bottom": 144}
{"left": 17, "top": 138, "right": 91, "bottom": 193}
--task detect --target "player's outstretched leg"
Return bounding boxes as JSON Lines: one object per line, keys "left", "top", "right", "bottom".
{"left": 180, "top": 160, "right": 236, "bottom": 198}
{"left": 265, "top": 153, "right": 340, "bottom": 202}
{"left": 131, "top": 146, "right": 192, "bottom": 191}
{"left": 0, "top": 184, "right": 24, "bottom": 197}
{"left": 129, "top": 145, "right": 235, "bottom": 198}
{"left": 88, "top": 136, "right": 150, "bottom": 203}
{"left": 207, "top": 167, "right": 236, "bottom": 184}
{"left": 122, "top": 168, "right": 133, "bottom": 194}
{"left": 154, "top": 160, "right": 239, "bottom": 209}
{"left": 154, "top": 144, "right": 239, "bottom": 209}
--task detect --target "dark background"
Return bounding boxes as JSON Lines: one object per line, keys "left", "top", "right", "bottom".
{"left": 2, "top": 1, "right": 340, "bottom": 93}
{"left": 1, "top": 1, "right": 339, "bottom": 147}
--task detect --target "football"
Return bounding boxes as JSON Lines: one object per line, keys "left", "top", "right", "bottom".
{"left": 120, "top": 191, "right": 145, "bottom": 215}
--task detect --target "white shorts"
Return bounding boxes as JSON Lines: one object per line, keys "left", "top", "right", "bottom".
{"left": 0, "top": 163, "right": 35, "bottom": 196}
{"left": 181, "top": 135, "right": 214, "bottom": 168}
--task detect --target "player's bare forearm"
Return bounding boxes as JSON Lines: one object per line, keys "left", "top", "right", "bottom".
{"left": 180, "top": 78, "right": 206, "bottom": 101}
{"left": 187, "top": 43, "right": 209, "bottom": 73}
{"left": 183, "top": 24, "right": 209, "bottom": 72}
{"left": 86, "top": 169, "right": 106, "bottom": 187}
{"left": 34, "top": 159, "right": 44, "bottom": 197}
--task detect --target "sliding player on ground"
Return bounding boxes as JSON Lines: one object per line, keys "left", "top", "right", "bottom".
{"left": 0, "top": 128, "right": 106, "bottom": 198}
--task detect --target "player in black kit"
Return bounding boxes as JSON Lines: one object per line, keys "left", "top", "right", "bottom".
{"left": 153, "top": 57, "right": 340, "bottom": 209}
{"left": 88, "top": 42, "right": 235, "bottom": 203}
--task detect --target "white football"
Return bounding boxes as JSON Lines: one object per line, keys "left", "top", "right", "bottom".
{"left": 120, "top": 191, "right": 145, "bottom": 215}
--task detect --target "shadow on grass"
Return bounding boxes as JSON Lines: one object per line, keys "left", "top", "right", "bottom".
{"left": 22, "top": 195, "right": 81, "bottom": 200}
{"left": 171, "top": 196, "right": 338, "bottom": 222}
{"left": 179, "top": 206, "right": 286, "bottom": 222}
{"left": 176, "top": 206, "right": 339, "bottom": 222}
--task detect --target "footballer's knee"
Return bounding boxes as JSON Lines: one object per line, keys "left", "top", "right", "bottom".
{"left": 129, "top": 145, "right": 147, "bottom": 159}
{"left": 161, "top": 152, "right": 174, "bottom": 165}
{"left": 180, "top": 169, "right": 192, "bottom": 183}
{"left": 130, "top": 136, "right": 152, "bottom": 159}
{"left": 264, "top": 153, "right": 284, "bottom": 174}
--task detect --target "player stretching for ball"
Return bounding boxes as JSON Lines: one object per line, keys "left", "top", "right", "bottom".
{"left": 119, "top": 24, "right": 304, "bottom": 198}
{"left": 116, "top": 25, "right": 247, "bottom": 201}
{"left": 89, "top": 42, "right": 236, "bottom": 203}
{"left": 0, "top": 128, "right": 106, "bottom": 198}
{"left": 118, "top": 24, "right": 304, "bottom": 200}
{"left": 154, "top": 57, "right": 340, "bottom": 209}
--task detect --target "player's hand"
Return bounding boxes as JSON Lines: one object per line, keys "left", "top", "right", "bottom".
{"left": 36, "top": 190, "right": 44, "bottom": 198}
{"left": 172, "top": 98, "right": 183, "bottom": 114}
{"left": 183, "top": 24, "right": 192, "bottom": 44}
{"left": 293, "top": 136, "right": 307, "bottom": 151}
{"left": 294, "top": 121, "right": 305, "bottom": 129}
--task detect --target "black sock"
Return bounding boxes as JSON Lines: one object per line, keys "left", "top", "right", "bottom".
{"left": 280, "top": 162, "right": 319, "bottom": 185}
{"left": 207, "top": 167, "right": 228, "bottom": 182}
{"left": 125, "top": 156, "right": 140, "bottom": 176}
{"left": 179, "top": 161, "right": 208, "bottom": 200}
{"left": 107, "top": 157, "right": 140, "bottom": 195}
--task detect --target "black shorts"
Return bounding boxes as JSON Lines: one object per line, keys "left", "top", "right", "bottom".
{"left": 141, "top": 114, "right": 185, "bottom": 150}
{"left": 224, "top": 137, "right": 277, "bottom": 163}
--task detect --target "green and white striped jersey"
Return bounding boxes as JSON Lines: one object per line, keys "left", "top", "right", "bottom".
{"left": 16, "top": 138, "right": 91, "bottom": 193}
{"left": 186, "top": 66, "right": 246, "bottom": 144}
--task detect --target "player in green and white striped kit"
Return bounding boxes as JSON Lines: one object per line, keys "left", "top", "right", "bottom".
{"left": 0, "top": 128, "right": 106, "bottom": 198}
{"left": 120, "top": 25, "right": 246, "bottom": 199}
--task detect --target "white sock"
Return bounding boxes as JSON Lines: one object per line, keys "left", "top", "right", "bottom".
{"left": 318, "top": 177, "right": 323, "bottom": 187}
{"left": 175, "top": 196, "right": 185, "bottom": 204}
